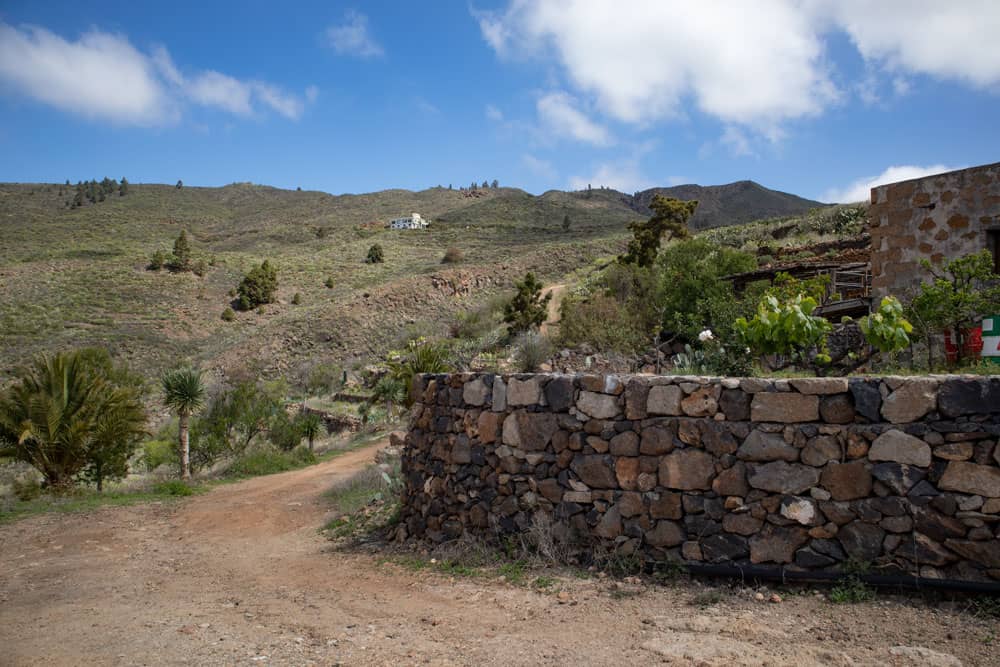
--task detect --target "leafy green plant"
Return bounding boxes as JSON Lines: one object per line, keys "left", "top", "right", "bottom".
{"left": 291, "top": 292, "right": 302, "bottom": 305}
{"left": 153, "top": 479, "right": 195, "bottom": 496}
{"left": 858, "top": 296, "right": 913, "bottom": 353}
{"left": 147, "top": 249, "right": 167, "bottom": 271}
{"left": 365, "top": 243, "right": 384, "bottom": 264}
{"left": 735, "top": 294, "right": 832, "bottom": 371}
{"left": 142, "top": 439, "right": 177, "bottom": 472}
{"left": 384, "top": 337, "right": 451, "bottom": 405}
{"left": 221, "top": 307, "right": 235, "bottom": 321}
{"left": 169, "top": 230, "right": 192, "bottom": 272}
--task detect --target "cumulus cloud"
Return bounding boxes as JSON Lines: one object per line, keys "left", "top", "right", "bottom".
{"left": 0, "top": 21, "right": 312, "bottom": 124}
{"left": 536, "top": 91, "right": 612, "bottom": 146}
{"left": 478, "top": 1, "right": 1000, "bottom": 139}
{"left": 325, "top": 10, "right": 384, "bottom": 58}
{"left": 823, "top": 164, "right": 956, "bottom": 203}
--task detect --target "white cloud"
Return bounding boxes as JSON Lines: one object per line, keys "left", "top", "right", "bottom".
{"left": 819, "top": 1, "right": 1000, "bottom": 89}
{"left": 536, "top": 91, "right": 612, "bottom": 146}
{"left": 305, "top": 85, "right": 319, "bottom": 103}
{"left": 480, "top": 1, "right": 838, "bottom": 130}
{"left": 568, "top": 157, "right": 655, "bottom": 193}
{"left": 325, "top": 10, "right": 384, "bottom": 58}
{"left": 522, "top": 154, "right": 557, "bottom": 181}
{"left": 720, "top": 126, "right": 753, "bottom": 157}
{"left": 485, "top": 104, "right": 504, "bottom": 122}
{"left": 0, "top": 21, "right": 312, "bottom": 124}
{"left": 0, "top": 23, "right": 176, "bottom": 125}
{"left": 479, "top": 1, "right": 1000, "bottom": 137}
{"left": 823, "top": 164, "right": 956, "bottom": 203}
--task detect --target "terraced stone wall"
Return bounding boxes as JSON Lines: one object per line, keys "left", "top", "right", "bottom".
{"left": 399, "top": 373, "right": 1000, "bottom": 583}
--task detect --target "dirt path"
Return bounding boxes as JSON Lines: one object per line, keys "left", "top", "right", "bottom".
{"left": 1, "top": 442, "right": 996, "bottom": 666}
{"left": 540, "top": 284, "right": 567, "bottom": 337}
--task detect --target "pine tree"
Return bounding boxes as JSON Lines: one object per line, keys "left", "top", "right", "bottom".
{"left": 503, "top": 272, "right": 551, "bottom": 335}
{"left": 236, "top": 260, "right": 278, "bottom": 310}
{"left": 562, "top": 214, "right": 571, "bottom": 232}
{"left": 171, "top": 230, "right": 192, "bottom": 272}
{"left": 620, "top": 195, "right": 698, "bottom": 267}
{"left": 119, "top": 177, "right": 129, "bottom": 197}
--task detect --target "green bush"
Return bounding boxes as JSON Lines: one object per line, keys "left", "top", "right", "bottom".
{"left": 228, "top": 449, "right": 296, "bottom": 477}
{"left": 365, "top": 244, "right": 384, "bottom": 264}
{"left": 147, "top": 249, "right": 167, "bottom": 271}
{"left": 142, "top": 439, "right": 177, "bottom": 472}
{"left": 12, "top": 476, "right": 42, "bottom": 501}
{"left": 291, "top": 292, "right": 302, "bottom": 305}
{"left": 512, "top": 331, "right": 555, "bottom": 372}
{"left": 192, "top": 259, "right": 208, "bottom": 277}
{"left": 236, "top": 260, "right": 278, "bottom": 310}
{"left": 503, "top": 272, "right": 551, "bottom": 335}
{"left": 442, "top": 247, "right": 464, "bottom": 263}
{"left": 324, "top": 277, "right": 334, "bottom": 288}
{"left": 153, "top": 479, "right": 195, "bottom": 496}
{"left": 221, "top": 307, "right": 235, "bottom": 322}
{"left": 558, "top": 292, "right": 651, "bottom": 354}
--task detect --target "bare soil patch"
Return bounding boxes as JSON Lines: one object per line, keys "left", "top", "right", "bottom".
{"left": 1, "top": 441, "right": 996, "bottom": 666}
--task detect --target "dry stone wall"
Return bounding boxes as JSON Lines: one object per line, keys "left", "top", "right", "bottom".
{"left": 400, "top": 373, "right": 1000, "bottom": 583}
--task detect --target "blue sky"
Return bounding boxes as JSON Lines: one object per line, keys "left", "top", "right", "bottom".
{"left": 0, "top": 1, "right": 998, "bottom": 202}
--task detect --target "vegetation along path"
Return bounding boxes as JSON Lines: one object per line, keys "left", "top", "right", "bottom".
{"left": 1, "top": 440, "right": 996, "bottom": 666}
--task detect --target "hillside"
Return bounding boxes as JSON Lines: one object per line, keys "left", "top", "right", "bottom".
{"left": 0, "top": 182, "right": 637, "bottom": 383}
{"left": 0, "top": 178, "right": 831, "bottom": 384}
{"left": 630, "top": 180, "right": 825, "bottom": 230}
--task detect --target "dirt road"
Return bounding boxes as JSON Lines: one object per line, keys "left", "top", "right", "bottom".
{"left": 1, "top": 441, "right": 995, "bottom": 666}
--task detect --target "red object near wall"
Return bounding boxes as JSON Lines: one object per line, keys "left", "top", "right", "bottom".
{"left": 944, "top": 327, "right": 983, "bottom": 363}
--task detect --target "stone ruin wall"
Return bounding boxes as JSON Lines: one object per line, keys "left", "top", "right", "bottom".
{"left": 399, "top": 373, "right": 1000, "bottom": 584}
{"left": 869, "top": 162, "right": 1000, "bottom": 300}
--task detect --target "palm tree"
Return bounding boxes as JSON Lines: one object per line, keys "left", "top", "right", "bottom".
{"left": 161, "top": 368, "right": 206, "bottom": 479}
{"left": 0, "top": 350, "right": 147, "bottom": 491}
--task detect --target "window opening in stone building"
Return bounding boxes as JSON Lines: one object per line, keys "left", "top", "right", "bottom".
{"left": 989, "top": 229, "right": 1000, "bottom": 274}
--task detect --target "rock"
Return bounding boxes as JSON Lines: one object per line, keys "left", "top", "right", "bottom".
{"left": 677, "top": 420, "right": 700, "bottom": 445}
{"left": 880, "top": 378, "right": 938, "bottom": 423}
{"left": 849, "top": 379, "right": 882, "bottom": 422}
{"left": 801, "top": 435, "right": 842, "bottom": 467}
{"left": 887, "top": 646, "right": 962, "bottom": 667}
{"left": 880, "top": 515, "right": 913, "bottom": 533}
{"left": 537, "top": 478, "right": 563, "bottom": 503}
{"left": 942, "top": 539, "right": 1000, "bottom": 568}
{"left": 820, "top": 461, "right": 873, "bottom": 501}
{"left": 699, "top": 421, "right": 738, "bottom": 456}
{"left": 609, "top": 431, "right": 640, "bottom": 456}
{"left": 938, "top": 378, "right": 1000, "bottom": 418}
{"left": 477, "top": 411, "right": 502, "bottom": 444}
{"left": 810, "top": 487, "right": 832, "bottom": 501}
{"left": 748, "top": 461, "right": 821, "bottom": 494}
{"left": 819, "top": 394, "right": 855, "bottom": 424}
{"left": 594, "top": 505, "right": 622, "bottom": 538}
{"left": 872, "top": 462, "right": 926, "bottom": 495}
{"left": 790, "top": 378, "right": 848, "bottom": 394}
{"left": 737, "top": 430, "right": 799, "bottom": 462}
{"left": 722, "top": 513, "right": 763, "bottom": 536}
{"left": 750, "top": 392, "right": 819, "bottom": 423}
{"left": 570, "top": 455, "right": 618, "bottom": 489}
{"left": 718, "top": 389, "right": 751, "bottom": 421}
{"left": 563, "top": 491, "right": 592, "bottom": 504}
{"left": 647, "top": 385, "right": 682, "bottom": 416}
{"left": 451, "top": 438, "right": 471, "bottom": 464}
{"left": 712, "top": 462, "right": 749, "bottom": 497}
{"left": 769, "top": 593, "right": 782, "bottom": 603}
{"left": 681, "top": 387, "right": 718, "bottom": 417}
{"left": 618, "top": 491, "right": 645, "bottom": 518}
{"left": 544, "top": 376, "right": 575, "bottom": 412}
{"left": 577, "top": 391, "right": 620, "bottom": 420}
{"left": 895, "top": 533, "right": 956, "bottom": 566}
{"left": 938, "top": 461, "right": 1000, "bottom": 497}
{"left": 700, "top": 533, "right": 749, "bottom": 562}
{"left": 462, "top": 377, "right": 490, "bottom": 406}
{"left": 659, "top": 449, "right": 716, "bottom": 490}
{"left": 740, "top": 378, "right": 771, "bottom": 393}
{"left": 846, "top": 432, "right": 869, "bottom": 459}
{"left": 492, "top": 378, "right": 507, "bottom": 412}
{"left": 650, "top": 492, "right": 683, "bottom": 519}
{"left": 837, "top": 521, "right": 885, "bottom": 562}
{"left": 501, "top": 411, "right": 559, "bottom": 451}
{"left": 780, "top": 496, "right": 822, "bottom": 526}
{"left": 681, "top": 541, "right": 703, "bottom": 561}
{"left": 389, "top": 430, "right": 406, "bottom": 448}
{"left": 507, "top": 377, "right": 541, "bottom": 406}
{"left": 795, "top": 547, "right": 838, "bottom": 568}
{"left": 983, "top": 498, "right": 1000, "bottom": 514}
{"left": 376, "top": 445, "right": 402, "bottom": 464}
{"left": 624, "top": 379, "right": 650, "bottom": 420}
{"left": 615, "top": 457, "right": 641, "bottom": 490}
{"left": 749, "top": 525, "right": 808, "bottom": 563}
{"left": 933, "top": 442, "right": 974, "bottom": 461}
{"left": 645, "top": 520, "right": 684, "bottom": 547}
{"left": 637, "top": 472, "right": 657, "bottom": 492}
{"left": 869, "top": 430, "right": 932, "bottom": 467}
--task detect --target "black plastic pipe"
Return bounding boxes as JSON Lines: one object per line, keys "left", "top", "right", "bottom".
{"left": 681, "top": 562, "right": 1000, "bottom": 595}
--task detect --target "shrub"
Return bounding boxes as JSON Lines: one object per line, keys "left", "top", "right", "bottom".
{"left": 268, "top": 410, "right": 302, "bottom": 452}
{"left": 735, "top": 294, "right": 833, "bottom": 371}
{"left": 620, "top": 195, "right": 697, "bottom": 267}
{"left": 228, "top": 448, "right": 296, "bottom": 477}
{"left": 143, "top": 439, "right": 178, "bottom": 472}
{"left": 154, "top": 479, "right": 195, "bottom": 496}
{"left": 236, "top": 260, "right": 278, "bottom": 310}
{"left": 221, "top": 308, "right": 235, "bottom": 322}
{"left": 12, "top": 476, "right": 42, "bottom": 501}
{"left": 192, "top": 259, "right": 208, "bottom": 277}
{"left": 365, "top": 244, "right": 384, "bottom": 264}
{"left": 558, "top": 293, "right": 650, "bottom": 354}
{"left": 442, "top": 247, "right": 464, "bottom": 263}
{"left": 503, "top": 272, "right": 551, "bottom": 335}
{"left": 291, "top": 292, "right": 302, "bottom": 305}
{"left": 324, "top": 277, "right": 334, "bottom": 288}
{"left": 512, "top": 331, "right": 554, "bottom": 372}
{"left": 148, "top": 249, "right": 167, "bottom": 271}
{"left": 169, "top": 230, "right": 192, "bottom": 272}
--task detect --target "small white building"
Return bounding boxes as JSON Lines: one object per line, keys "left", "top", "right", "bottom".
{"left": 389, "top": 213, "right": 429, "bottom": 230}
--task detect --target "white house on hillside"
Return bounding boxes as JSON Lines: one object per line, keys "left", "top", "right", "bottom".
{"left": 389, "top": 213, "right": 429, "bottom": 230}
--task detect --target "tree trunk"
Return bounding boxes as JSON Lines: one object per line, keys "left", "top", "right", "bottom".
{"left": 179, "top": 410, "right": 191, "bottom": 479}
{"left": 307, "top": 434, "right": 314, "bottom": 453}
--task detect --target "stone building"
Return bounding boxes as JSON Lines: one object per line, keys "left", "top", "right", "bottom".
{"left": 869, "top": 162, "right": 1000, "bottom": 299}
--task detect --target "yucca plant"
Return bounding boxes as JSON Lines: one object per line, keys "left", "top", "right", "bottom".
{"left": 161, "top": 367, "right": 206, "bottom": 479}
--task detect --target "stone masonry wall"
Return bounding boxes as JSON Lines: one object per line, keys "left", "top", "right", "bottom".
{"left": 400, "top": 373, "right": 1000, "bottom": 583}
{"left": 869, "top": 162, "right": 1000, "bottom": 300}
